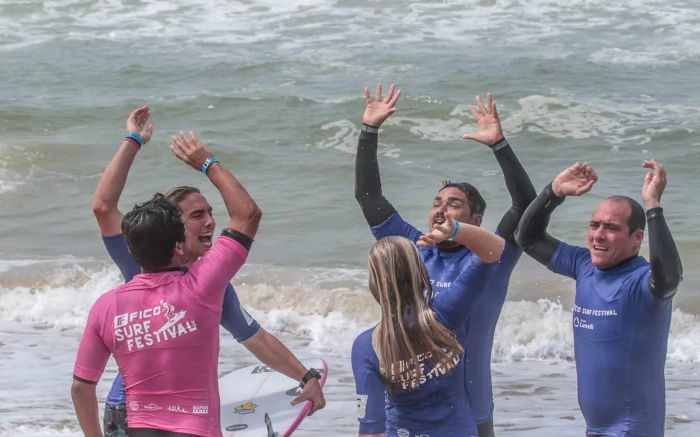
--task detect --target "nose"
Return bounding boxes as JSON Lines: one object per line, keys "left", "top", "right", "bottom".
{"left": 593, "top": 226, "right": 606, "bottom": 241}
{"left": 205, "top": 212, "right": 215, "bottom": 228}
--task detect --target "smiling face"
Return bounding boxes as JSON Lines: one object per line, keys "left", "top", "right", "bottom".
{"left": 176, "top": 192, "right": 216, "bottom": 262}
{"left": 588, "top": 199, "right": 644, "bottom": 269}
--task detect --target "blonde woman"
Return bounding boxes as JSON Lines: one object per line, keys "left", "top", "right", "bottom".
{"left": 352, "top": 215, "right": 505, "bottom": 437}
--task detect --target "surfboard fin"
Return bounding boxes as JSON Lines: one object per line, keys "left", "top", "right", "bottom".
{"left": 265, "top": 412, "right": 278, "bottom": 437}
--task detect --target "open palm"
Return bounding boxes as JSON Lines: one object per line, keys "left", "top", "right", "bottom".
{"left": 462, "top": 93, "right": 504, "bottom": 146}
{"left": 552, "top": 162, "right": 598, "bottom": 197}
{"left": 363, "top": 83, "right": 401, "bottom": 127}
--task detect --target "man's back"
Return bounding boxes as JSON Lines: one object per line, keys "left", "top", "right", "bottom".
{"left": 74, "top": 236, "right": 249, "bottom": 437}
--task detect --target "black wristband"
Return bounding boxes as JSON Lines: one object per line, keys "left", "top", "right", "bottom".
{"left": 361, "top": 123, "right": 379, "bottom": 134}
{"left": 490, "top": 137, "right": 508, "bottom": 151}
{"left": 220, "top": 228, "right": 253, "bottom": 251}
{"left": 646, "top": 206, "right": 663, "bottom": 219}
{"left": 300, "top": 368, "right": 321, "bottom": 387}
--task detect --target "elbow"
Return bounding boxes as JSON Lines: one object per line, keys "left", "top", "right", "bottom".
{"left": 481, "top": 237, "right": 506, "bottom": 264}
{"left": 243, "top": 203, "right": 263, "bottom": 227}
{"left": 354, "top": 189, "right": 371, "bottom": 207}
{"left": 651, "top": 273, "right": 683, "bottom": 300}
{"left": 91, "top": 197, "right": 110, "bottom": 218}
{"left": 514, "top": 226, "right": 530, "bottom": 251}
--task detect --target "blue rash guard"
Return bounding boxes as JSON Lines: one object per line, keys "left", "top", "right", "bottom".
{"left": 101, "top": 234, "right": 261, "bottom": 406}
{"left": 549, "top": 242, "right": 672, "bottom": 437}
{"left": 369, "top": 212, "right": 521, "bottom": 423}
{"left": 352, "top": 250, "right": 496, "bottom": 437}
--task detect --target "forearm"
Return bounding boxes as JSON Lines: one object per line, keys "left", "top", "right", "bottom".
{"left": 514, "top": 183, "right": 563, "bottom": 265}
{"left": 242, "top": 329, "right": 307, "bottom": 381}
{"left": 647, "top": 207, "right": 683, "bottom": 299}
{"left": 207, "top": 163, "right": 262, "bottom": 240}
{"left": 491, "top": 138, "right": 537, "bottom": 243}
{"left": 91, "top": 140, "right": 139, "bottom": 235}
{"left": 355, "top": 129, "right": 396, "bottom": 226}
{"left": 453, "top": 223, "right": 505, "bottom": 263}
{"left": 71, "top": 381, "right": 102, "bottom": 437}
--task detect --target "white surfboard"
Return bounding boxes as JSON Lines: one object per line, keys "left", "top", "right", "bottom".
{"left": 219, "top": 358, "right": 328, "bottom": 437}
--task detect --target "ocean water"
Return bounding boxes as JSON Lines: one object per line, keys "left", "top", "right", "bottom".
{"left": 1, "top": 0, "right": 700, "bottom": 435}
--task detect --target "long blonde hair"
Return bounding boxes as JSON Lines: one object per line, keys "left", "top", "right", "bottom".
{"left": 368, "top": 236, "right": 463, "bottom": 392}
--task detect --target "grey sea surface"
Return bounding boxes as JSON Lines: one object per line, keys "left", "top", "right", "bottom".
{"left": 1, "top": 0, "right": 700, "bottom": 435}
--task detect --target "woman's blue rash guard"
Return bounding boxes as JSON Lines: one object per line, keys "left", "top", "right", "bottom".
{"left": 101, "top": 234, "right": 260, "bottom": 406}
{"left": 370, "top": 213, "right": 523, "bottom": 423}
{"left": 352, "top": 242, "right": 497, "bottom": 437}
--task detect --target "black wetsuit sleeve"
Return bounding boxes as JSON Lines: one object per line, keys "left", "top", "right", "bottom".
{"left": 646, "top": 207, "right": 683, "bottom": 299}
{"left": 491, "top": 138, "right": 537, "bottom": 244}
{"left": 514, "top": 183, "right": 565, "bottom": 266}
{"left": 354, "top": 127, "right": 396, "bottom": 226}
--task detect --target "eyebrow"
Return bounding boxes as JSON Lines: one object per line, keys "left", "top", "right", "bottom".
{"left": 189, "top": 207, "right": 212, "bottom": 217}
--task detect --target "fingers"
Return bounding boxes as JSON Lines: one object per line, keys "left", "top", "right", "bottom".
{"left": 387, "top": 88, "right": 401, "bottom": 107}
{"left": 375, "top": 82, "right": 382, "bottom": 102}
{"left": 467, "top": 105, "right": 481, "bottom": 122}
{"left": 290, "top": 394, "right": 303, "bottom": 406}
{"left": 417, "top": 234, "right": 436, "bottom": 246}
{"left": 488, "top": 92, "right": 500, "bottom": 119}
{"left": 384, "top": 84, "right": 395, "bottom": 104}
{"left": 476, "top": 95, "right": 488, "bottom": 115}
{"left": 642, "top": 159, "right": 666, "bottom": 179}
{"left": 309, "top": 398, "right": 325, "bottom": 415}
{"left": 364, "top": 86, "right": 371, "bottom": 103}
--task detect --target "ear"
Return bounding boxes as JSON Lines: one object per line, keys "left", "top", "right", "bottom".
{"left": 174, "top": 241, "right": 185, "bottom": 258}
{"left": 632, "top": 229, "right": 644, "bottom": 246}
{"left": 471, "top": 214, "right": 483, "bottom": 227}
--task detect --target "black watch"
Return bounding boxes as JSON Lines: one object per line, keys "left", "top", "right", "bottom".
{"left": 300, "top": 368, "right": 321, "bottom": 387}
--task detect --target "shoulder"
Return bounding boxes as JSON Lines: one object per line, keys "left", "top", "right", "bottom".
{"left": 352, "top": 327, "right": 377, "bottom": 361}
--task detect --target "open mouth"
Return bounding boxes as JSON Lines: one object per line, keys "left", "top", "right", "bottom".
{"left": 593, "top": 244, "right": 608, "bottom": 252}
{"left": 199, "top": 234, "right": 213, "bottom": 248}
{"left": 432, "top": 215, "right": 446, "bottom": 228}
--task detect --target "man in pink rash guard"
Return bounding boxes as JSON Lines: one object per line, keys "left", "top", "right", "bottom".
{"left": 72, "top": 131, "right": 262, "bottom": 437}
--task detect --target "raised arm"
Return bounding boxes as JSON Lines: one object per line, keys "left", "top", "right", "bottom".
{"left": 641, "top": 160, "right": 683, "bottom": 299}
{"left": 170, "top": 132, "right": 262, "bottom": 241}
{"left": 92, "top": 106, "right": 153, "bottom": 236}
{"left": 515, "top": 162, "right": 597, "bottom": 265}
{"left": 418, "top": 213, "right": 505, "bottom": 263}
{"left": 462, "top": 93, "right": 536, "bottom": 243}
{"left": 355, "top": 83, "right": 401, "bottom": 226}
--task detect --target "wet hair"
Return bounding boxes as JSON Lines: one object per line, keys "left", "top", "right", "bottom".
{"left": 607, "top": 195, "right": 646, "bottom": 233}
{"left": 163, "top": 186, "right": 201, "bottom": 207}
{"left": 440, "top": 181, "right": 486, "bottom": 215}
{"left": 369, "top": 236, "right": 463, "bottom": 392}
{"left": 122, "top": 193, "right": 185, "bottom": 271}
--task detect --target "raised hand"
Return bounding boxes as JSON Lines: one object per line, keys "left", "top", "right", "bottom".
{"left": 642, "top": 159, "right": 667, "bottom": 209}
{"left": 362, "top": 83, "right": 401, "bottom": 128}
{"left": 169, "top": 131, "right": 213, "bottom": 171}
{"left": 126, "top": 105, "right": 154, "bottom": 144}
{"left": 417, "top": 213, "right": 456, "bottom": 247}
{"left": 552, "top": 162, "right": 598, "bottom": 197}
{"left": 461, "top": 93, "right": 504, "bottom": 146}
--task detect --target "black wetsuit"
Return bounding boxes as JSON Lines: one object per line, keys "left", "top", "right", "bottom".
{"left": 355, "top": 125, "right": 535, "bottom": 436}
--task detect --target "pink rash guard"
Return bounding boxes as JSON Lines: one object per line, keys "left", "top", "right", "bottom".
{"left": 74, "top": 235, "right": 248, "bottom": 437}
